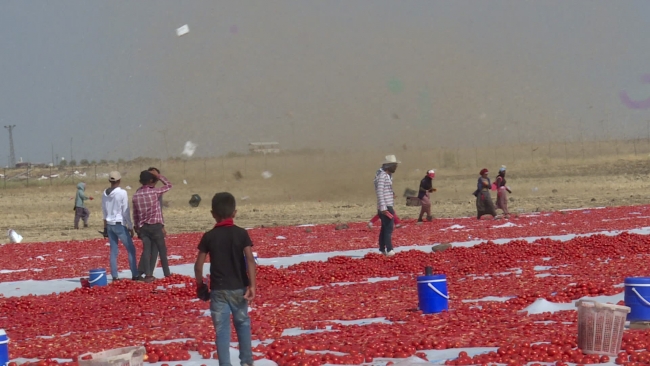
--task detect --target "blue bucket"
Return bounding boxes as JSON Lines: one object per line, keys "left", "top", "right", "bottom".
{"left": 417, "top": 274, "right": 449, "bottom": 314}
{"left": 625, "top": 277, "right": 650, "bottom": 321}
{"left": 245, "top": 253, "right": 259, "bottom": 270}
{"left": 0, "top": 329, "right": 9, "bottom": 366}
{"left": 89, "top": 268, "right": 107, "bottom": 288}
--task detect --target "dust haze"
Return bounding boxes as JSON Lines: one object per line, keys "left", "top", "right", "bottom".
{"left": 1, "top": 1, "right": 649, "bottom": 162}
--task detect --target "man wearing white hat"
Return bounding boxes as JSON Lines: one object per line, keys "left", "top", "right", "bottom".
{"left": 374, "top": 155, "right": 400, "bottom": 256}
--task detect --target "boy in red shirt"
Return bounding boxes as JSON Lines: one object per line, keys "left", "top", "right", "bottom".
{"left": 194, "top": 192, "right": 256, "bottom": 366}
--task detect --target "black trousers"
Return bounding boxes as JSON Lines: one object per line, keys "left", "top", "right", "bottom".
{"left": 378, "top": 207, "right": 395, "bottom": 253}
{"left": 138, "top": 223, "right": 170, "bottom": 277}
{"left": 137, "top": 242, "right": 158, "bottom": 276}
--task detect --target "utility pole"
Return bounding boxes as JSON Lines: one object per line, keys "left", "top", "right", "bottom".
{"left": 70, "top": 137, "right": 73, "bottom": 163}
{"left": 4, "top": 125, "right": 16, "bottom": 168}
{"left": 51, "top": 144, "right": 54, "bottom": 166}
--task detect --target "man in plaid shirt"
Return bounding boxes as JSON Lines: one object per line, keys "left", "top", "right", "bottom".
{"left": 133, "top": 169, "right": 173, "bottom": 282}
{"left": 136, "top": 167, "right": 166, "bottom": 277}
{"left": 374, "top": 155, "right": 400, "bottom": 257}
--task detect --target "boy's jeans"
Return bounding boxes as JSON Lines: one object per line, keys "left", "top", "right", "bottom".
{"left": 210, "top": 289, "right": 253, "bottom": 366}
{"left": 106, "top": 224, "right": 138, "bottom": 279}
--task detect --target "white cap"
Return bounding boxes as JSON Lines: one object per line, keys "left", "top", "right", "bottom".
{"left": 108, "top": 171, "right": 121, "bottom": 182}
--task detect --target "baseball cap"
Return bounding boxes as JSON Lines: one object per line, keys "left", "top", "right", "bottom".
{"left": 108, "top": 171, "right": 121, "bottom": 182}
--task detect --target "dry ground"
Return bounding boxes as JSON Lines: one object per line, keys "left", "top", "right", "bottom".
{"left": 1, "top": 141, "right": 649, "bottom": 243}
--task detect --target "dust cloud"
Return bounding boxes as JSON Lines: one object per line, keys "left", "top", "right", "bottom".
{"left": 122, "top": 1, "right": 648, "bottom": 159}
{"left": 1, "top": 1, "right": 649, "bottom": 162}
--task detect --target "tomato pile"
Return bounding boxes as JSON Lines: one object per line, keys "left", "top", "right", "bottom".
{"left": 5, "top": 205, "right": 650, "bottom": 365}
{"left": 444, "top": 332, "right": 650, "bottom": 366}
{"left": 2, "top": 205, "right": 650, "bottom": 282}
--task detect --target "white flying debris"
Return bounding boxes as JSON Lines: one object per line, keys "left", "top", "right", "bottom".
{"left": 261, "top": 171, "right": 273, "bottom": 179}
{"left": 182, "top": 141, "right": 197, "bottom": 157}
{"left": 7, "top": 229, "right": 22, "bottom": 243}
{"left": 176, "top": 24, "right": 189, "bottom": 37}
{"left": 125, "top": 186, "right": 132, "bottom": 190}
{"left": 183, "top": 180, "right": 187, "bottom": 185}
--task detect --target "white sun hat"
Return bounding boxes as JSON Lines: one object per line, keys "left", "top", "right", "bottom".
{"left": 382, "top": 155, "right": 401, "bottom": 164}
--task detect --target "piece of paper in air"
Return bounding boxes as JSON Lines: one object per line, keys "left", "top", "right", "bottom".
{"left": 176, "top": 25, "right": 189, "bottom": 37}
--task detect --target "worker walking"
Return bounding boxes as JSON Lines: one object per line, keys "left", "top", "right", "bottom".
{"left": 417, "top": 170, "right": 436, "bottom": 222}
{"left": 74, "top": 182, "right": 93, "bottom": 229}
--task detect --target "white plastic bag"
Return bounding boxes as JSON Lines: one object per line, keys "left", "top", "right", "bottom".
{"left": 7, "top": 229, "right": 23, "bottom": 243}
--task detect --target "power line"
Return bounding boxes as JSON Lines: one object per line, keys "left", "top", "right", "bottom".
{"left": 4, "top": 125, "right": 16, "bottom": 168}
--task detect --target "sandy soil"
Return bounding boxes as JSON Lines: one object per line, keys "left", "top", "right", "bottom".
{"left": 0, "top": 146, "right": 648, "bottom": 243}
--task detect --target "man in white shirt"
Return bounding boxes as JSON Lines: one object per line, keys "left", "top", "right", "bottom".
{"left": 101, "top": 171, "right": 139, "bottom": 281}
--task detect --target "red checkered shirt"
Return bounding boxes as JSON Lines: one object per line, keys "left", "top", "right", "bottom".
{"left": 132, "top": 175, "right": 172, "bottom": 230}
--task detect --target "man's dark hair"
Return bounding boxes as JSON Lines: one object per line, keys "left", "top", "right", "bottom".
{"left": 148, "top": 167, "right": 160, "bottom": 183}
{"left": 211, "top": 192, "right": 236, "bottom": 219}
{"left": 139, "top": 170, "right": 155, "bottom": 185}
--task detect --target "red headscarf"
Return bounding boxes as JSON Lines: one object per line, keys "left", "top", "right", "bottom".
{"left": 479, "top": 168, "right": 489, "bottom": 175}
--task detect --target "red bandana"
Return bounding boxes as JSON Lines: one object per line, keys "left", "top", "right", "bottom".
{"left": 214, "top": 218, "right": 234, "bottom": 228}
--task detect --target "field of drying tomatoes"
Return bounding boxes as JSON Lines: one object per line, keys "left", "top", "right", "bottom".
{"left": 2, "top": 205, "right": 650, "bottom": 282}
{"left": 4, "top": 205, "right": 650, "bottom": 366}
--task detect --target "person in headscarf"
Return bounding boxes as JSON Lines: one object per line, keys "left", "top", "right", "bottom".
{"left": 495, "top": 165, "right": 512, "bottom": 218}
{"left": 417, "top": 170, "right": 436, "bottom": 222}
{"left": 473, "top": 168, "right": 497, "bottom": 220}
{"left": 74, "top": 182, "right": 93, "bottom": 229}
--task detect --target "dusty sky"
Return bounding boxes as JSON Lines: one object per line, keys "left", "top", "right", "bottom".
{"left": 1, "top": 0, "right": 649, "bottom": 164}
